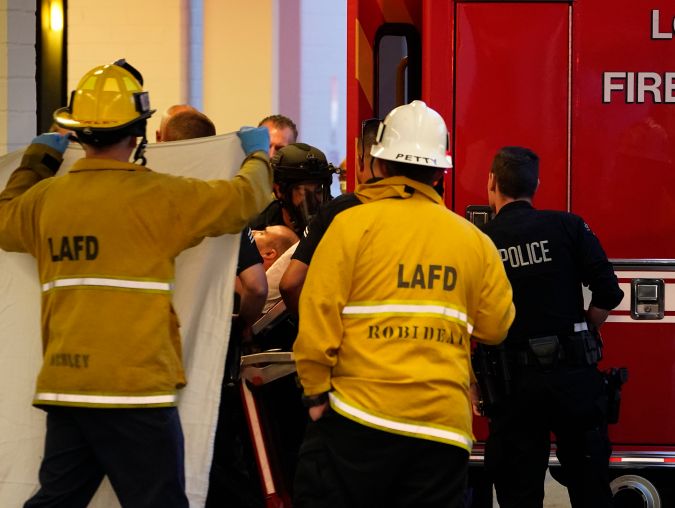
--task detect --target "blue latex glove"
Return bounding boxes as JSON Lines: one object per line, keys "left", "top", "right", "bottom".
{"left": 237, "top": 126, "right": 270, "bottom": 156}
{"left": 31, "top": 133, "right": 69, "bottom": 154}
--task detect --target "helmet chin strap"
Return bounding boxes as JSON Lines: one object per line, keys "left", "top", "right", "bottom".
{"left": 133, "top": 135, "right": 148, "bottom": 166}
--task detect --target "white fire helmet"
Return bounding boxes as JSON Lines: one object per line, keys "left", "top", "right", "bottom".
{"left": 370, "top": 100, "right": 453, "bottom": 169}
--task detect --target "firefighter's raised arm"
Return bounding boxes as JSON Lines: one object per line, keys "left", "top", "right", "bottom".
{"left": 0, "top": 133, "right": 69, "bottom": 253}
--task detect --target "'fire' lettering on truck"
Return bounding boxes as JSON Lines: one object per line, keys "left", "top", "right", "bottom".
{"left": 603, "top": 10, "right": 675, "bottom": 103}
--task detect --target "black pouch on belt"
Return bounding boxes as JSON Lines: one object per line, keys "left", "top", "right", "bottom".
{"left": 528, "top": 335, "right": 560, "bottom": 369}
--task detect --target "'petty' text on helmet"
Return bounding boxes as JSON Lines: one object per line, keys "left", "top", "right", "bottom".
{"left": 370, "top": 100, "right": 452, "bottom": 169}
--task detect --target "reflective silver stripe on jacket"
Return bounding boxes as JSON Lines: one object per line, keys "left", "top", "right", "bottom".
{"left": 574, "top": 322, "right": 588, "bottom": 332}
{"left": 342, "top": 303, "right": 474, "bottom": 334}
{"left": 35, "top": 392, "right": 177, "bottom": 405}
{"left": 329, "top": 392, "right": 473, "bottom": 451}
{"left": 42, "top": 277, "right": 174, "bottom": 292}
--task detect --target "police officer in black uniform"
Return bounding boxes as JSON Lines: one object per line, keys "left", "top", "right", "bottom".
{"left": 477, "top": 146, "right": 624, "bottom": 508}
{"left": 250, "top": 143, "right": 335, "bottom": 238}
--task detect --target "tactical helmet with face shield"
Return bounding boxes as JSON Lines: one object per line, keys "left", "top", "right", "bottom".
{"left": 272, "top": 143, "right": 335, "bottom": 235}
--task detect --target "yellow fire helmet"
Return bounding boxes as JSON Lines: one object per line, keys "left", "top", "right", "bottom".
{"left": 54, "top": 59, "right": 155, "bottom": 135}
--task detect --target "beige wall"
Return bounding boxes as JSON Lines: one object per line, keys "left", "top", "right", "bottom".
{"left": 0, "top": 0, "right": 7, "bottom": 153}
{"left": 0, "top": 2, "right": 276, "bottom": 153}
{"left": 67, "top": 0, "right": 274, "bottom": 140}
{"left": 203, "top": 0, "right": 274, "bottom": 133}
{"left": 67, "top": 0, "right": 188, "bottom": 142}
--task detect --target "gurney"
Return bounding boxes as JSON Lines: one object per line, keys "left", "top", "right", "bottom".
{"left": 238, "top": 302, "right": 305, "bottom": 508}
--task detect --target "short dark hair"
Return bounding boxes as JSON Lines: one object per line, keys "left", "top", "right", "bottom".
{"left": 358, "top": 118, "right": 380, "bottom": 162}
{"left": 491, "top": 146, "right": 539, "bottom": 199}
{"left": 163, "top": 110, "right": 216, "bottom": 141}
{"left": 381, "top": 159, "right": 443, "bottom": 186}
{"left": 258, "top": 114, "right": 298, "bottom": 142}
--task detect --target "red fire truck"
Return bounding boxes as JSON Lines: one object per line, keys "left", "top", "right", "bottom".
{"left": 345, "top": 0, "right": 675, "bottom": 506}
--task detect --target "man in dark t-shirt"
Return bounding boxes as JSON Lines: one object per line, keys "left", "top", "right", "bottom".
{"left": 279, "top": 119, "right": 382, "bottom": 314}
{"left": 249, "top": 143, "right": 335, "bottom": 238}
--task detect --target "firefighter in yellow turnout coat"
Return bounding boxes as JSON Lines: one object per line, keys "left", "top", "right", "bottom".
{"left": 0, "top": 60, "right": 273, "bottom": 508}
{"left": 293, "top": 101, "right": 514, "bottom": 508}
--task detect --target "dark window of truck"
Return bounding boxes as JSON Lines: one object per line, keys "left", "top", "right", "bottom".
{"left": 374, "top": 24, "right": 421, "bottom": 118}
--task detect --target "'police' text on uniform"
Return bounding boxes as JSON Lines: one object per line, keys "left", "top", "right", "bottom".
{"left": 498, "top": 240, "right": 551, "bottom": 269}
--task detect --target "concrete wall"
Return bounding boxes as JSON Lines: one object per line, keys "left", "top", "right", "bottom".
{"left": 0, "top": 0, "right": 37, "bottom": 154}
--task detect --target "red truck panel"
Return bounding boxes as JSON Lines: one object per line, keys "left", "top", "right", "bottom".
{"left": 454, "top": 3, "right": 569, "bottom": 216}
{"left": 572, "top": 1, "right": 675, "bottom": 258}
{"left": 602, "top": 320, "right": 675, "bottom": 445}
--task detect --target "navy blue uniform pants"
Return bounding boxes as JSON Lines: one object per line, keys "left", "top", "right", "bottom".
{"left": 24, "top": 406, "right": 189, "bottom": 508}
{"left": 294, "top": 411, "right": 469, "bottom": 508}
{"left": 485, "top": 365, "right": 613, "bottom": 508}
